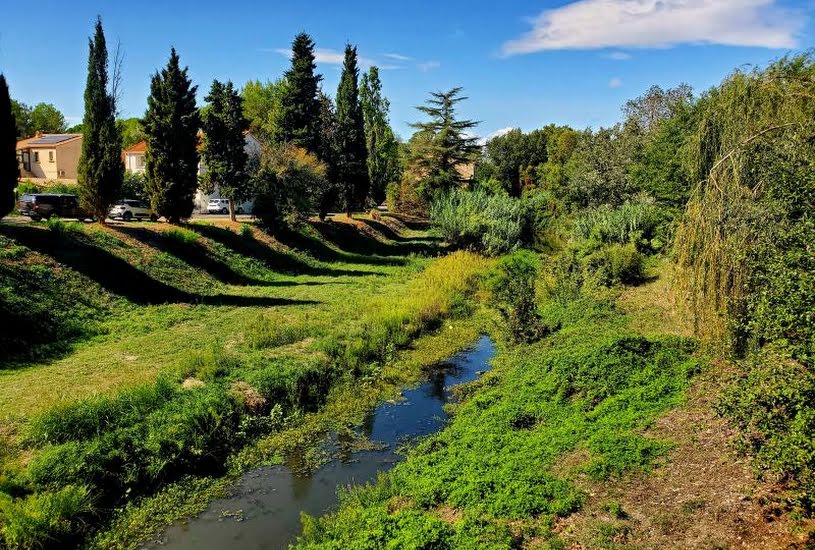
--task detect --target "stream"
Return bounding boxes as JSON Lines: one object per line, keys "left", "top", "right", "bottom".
{"left": 146, "top": 335, "right": 495, "bottom": 550}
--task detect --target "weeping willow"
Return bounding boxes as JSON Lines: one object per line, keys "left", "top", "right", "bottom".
{"left": 675, "top": 55, "right": 815, "bottom": 353}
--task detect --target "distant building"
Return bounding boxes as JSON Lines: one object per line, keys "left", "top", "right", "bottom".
{"left": 16, "top": 133, "right": 83, "bottom": 182}
{"left": 122, "top": 140, "right": 147, "bottom": 174}
{"left": 123, "top": 132, "right": 261, "bottom": 213}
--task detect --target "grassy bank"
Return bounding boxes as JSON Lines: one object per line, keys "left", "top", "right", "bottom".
{"left": 293, "top": 276, "right": 703, "bottom": 548}
{"left": 0, "top": 215, "right": 492, "bottom": 549}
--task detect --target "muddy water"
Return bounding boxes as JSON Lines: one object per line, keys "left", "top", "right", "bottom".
{"left": 146, "top": 335, "right": 495, "bottom": 550}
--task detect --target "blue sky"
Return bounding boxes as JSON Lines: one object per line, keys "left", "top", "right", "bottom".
{"left": 0, "top": 0, "right": 813, "bottom": 140}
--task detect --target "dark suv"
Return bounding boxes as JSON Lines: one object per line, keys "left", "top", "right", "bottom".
{"left": 17, "top": 194, "right": 92, "bottom": 222}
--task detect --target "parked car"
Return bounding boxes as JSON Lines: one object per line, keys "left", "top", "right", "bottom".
{"left": 17, "top": 194, "right": 92, "bottom": 221}
{"left": 206, "top": 198, "right": 247, "bottom": 215}
{"left": 109, "top": 199, "right": 157, "bottom": 221}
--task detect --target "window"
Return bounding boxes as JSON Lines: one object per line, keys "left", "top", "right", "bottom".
{"left": 48, "top": 151, "right": 54, "bottom": 163}
{"left": 34, "top": 151, "right": 39, "bottom": 162}
{"left": 136, "top": 155, "right": 145, "bottom": 168}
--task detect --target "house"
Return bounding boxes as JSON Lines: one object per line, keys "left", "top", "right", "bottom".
{"left": 16, "top": 133, "right": 83, "bottom": 182}
{"left": 123, "top": 132, "right": 261, "bottom": 213}
{"left": 122, "top": 140, "right": 147, "bottom": 173}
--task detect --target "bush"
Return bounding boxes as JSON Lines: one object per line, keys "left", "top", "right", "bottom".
{"left": 487, "top": 250, "right": 546, "bottom": 343}
{"left": 717, "top": 354, "right": 815, "bottom": 512}
{"left": 584, "top": 242, "right": 645, "bottom": 286}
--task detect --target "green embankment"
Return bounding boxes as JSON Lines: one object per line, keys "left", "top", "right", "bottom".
{"left": 0, "top": 215, "right": 491, "bottom": 549}
{"left": 293, "top": 282, "right": 702, "bottom": 549}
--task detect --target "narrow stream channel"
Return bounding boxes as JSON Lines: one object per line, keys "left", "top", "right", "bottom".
{"left": 147, "top": 335, "right": 495, "bottom": 550}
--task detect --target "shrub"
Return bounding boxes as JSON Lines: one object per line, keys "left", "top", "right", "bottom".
{"left": 247, "top": 358, "right": 336, "bottom": 413}
{"left": 163, "top": 227, "right": 199, "bottom": 246}
{"left": 584, "top": 242, "right": 645, "bottom": 286}
{"left": 487, "top": 250, "right": 546, "bottom": 343}
{"left": 45, "top": 217, "right": 82, "bottom": 236}
{"left": 717, "top": 354, "right": 815, "bottom": 512}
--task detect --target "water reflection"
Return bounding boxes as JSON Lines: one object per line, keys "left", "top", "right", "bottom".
{"left": 146, "top": 336, "right": 495, "bottom": 550}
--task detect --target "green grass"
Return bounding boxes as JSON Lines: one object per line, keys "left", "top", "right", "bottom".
{"left": 0, "top": 214, "right": 492, "bottom": 548}
{"left": 294, "top": 287, "right": 701, "bottom": 549}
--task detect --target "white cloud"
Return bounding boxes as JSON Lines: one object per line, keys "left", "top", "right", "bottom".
{"left": 609, "top": 77, "right": 623, "bottom": 88}
{"left": 417, "top": 60, "right": 441, "bottom": 72}
{"left": 384, "top": 53, "right": 412, "bottom": 61}
{"left": 478, "top": 126, "right": 516, "bottom": 144}
{"left": 272, "top": 47, "right": 379, "bottom": 68}
{"left": 603, "top": 51, "right": 632, "bottom": 60}
{"left": 502, "top": 0, "right": 803, "bottom": 55}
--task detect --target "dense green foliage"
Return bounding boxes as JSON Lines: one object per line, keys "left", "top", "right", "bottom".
{"left": 277, "top": 33, "right": 322, "bottom": 153}
{"left": 201, "top": 80, "right": 250, "bottom": 220}
{"left": 242, "top": 78, "right": 288, "bottom": 144}
{"left": 142, "top": 49, "right": 200, "bottom": 223}
{"left": 77, "top": 17, "right": 123, "bottom": 222}
{"left": 335, "top": 45, "right": 369, "bottom": 214}
{"left": 408, "top": 88, "right": 479, "bottom": 200}
{"left": 487, "top": 250, "right": 545, "bottom": 343}
{"left": 296, "top": 292, "right": 699, "bottom": 548}
{"left": 0, "top": 75, "right": 17, "bottom": 219}
{"left": 116, "top": 117, "right": 145, "bottom": 149}
{"left": 360, "top": 67, "right": 401, "bottom": 205}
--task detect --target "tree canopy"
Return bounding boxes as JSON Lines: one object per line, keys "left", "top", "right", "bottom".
{"left": 360, "top": 66, "right": 401, "bottom": 205}
{"left": 77, "top": 17, "right": 123, "bottom": 223}
{"left": 335, "top": 45, "right": 369, "bottom": 214}
{"left": 277, "top": 33, "right": 321, "bottom": 153}
{"left": 0, "top": 75, "right": 17, "bottom": 219}
{"left": 409, "top": 87, "right": 479, "bottom": 198}
{"left": 142, "top": 48, "right": 200, "bottom": 223}
{"left": 201, "top": 79, "right": 250, "bottom": 221}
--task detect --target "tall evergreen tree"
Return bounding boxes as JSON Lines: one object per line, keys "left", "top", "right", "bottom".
{"left": 277, "top": 33, "right": 321, "bottom": 153}
{"left": 142, "top": 48, "right": 200, "bottom": 223}
{"left": 0, "top": 75, "right": 17, "bottom": 219}
{"left": 410, "top": 87, "right": 480, "bottom": 198}
{"left": 360, "top": 67, "right": 401, "bottom": 205}
{"left": 201, "top": 80, "right": 249, "bottom": 222}
{"left": 316, "top": 92, "right": 339, "bottom": 220}
{"left": 77, "top": 17, "right": 123, "bottom": 223}
{"left": 335, "top": 45, "right": 369, "bottom": 216}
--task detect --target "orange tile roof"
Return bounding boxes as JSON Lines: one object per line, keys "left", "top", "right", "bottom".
{"left": 123, "top": 140, "right": 147, "bottom": 153}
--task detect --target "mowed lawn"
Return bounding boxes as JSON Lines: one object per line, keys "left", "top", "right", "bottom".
{"left": 0, "top": 214, "right": 445, "bottom": 425}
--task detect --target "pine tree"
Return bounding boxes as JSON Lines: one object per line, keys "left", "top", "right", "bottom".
{"left": 360, "top": 67, "right": 401, "bottom": 205}
{"left": 142, "top": 48, "right": 200, "bottom": 223}
{"left": 201, "top": 80, "right": 249, "bottom": 222}
{"left": 0, "top": 74, "right": 17, "bottom": 219}
{"left": 77, "top": 17, "right": 123, "bottom": 223}
{"left": 277, "top": 33, "right": 321, "bottom": 153}
{"left": 335, "top": 45, "right": 369, "bottom": 216}
{"left": 410, "top": 87, "right": 480, "bottom": 198}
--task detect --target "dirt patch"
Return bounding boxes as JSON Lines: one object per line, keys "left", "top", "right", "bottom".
{"left": 435, "top": 505, "right": 464, "bottom": 524}
{"left": 555, "top": 367, "right": 813, "bottom": 549}
{"left": 181, "top": 377, "right": 205, "bottom": 390}
{"left": 230, "top": 381, "right": 268, "bottom": 415}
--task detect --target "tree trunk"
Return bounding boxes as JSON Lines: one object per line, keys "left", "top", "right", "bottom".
{"left": 345, "top": 207, "right": 352, "bottom": 218}
{"left": 228, "top": 199, "right": 236, "bottom": 222}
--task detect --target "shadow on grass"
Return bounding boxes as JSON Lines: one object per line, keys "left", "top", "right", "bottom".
{"left": 358, "top": 218, "right": 443, "bottom": 244}
{"left": 307, "top": 220, "right": 438, "bottom": 259}
{"left": 184, "top": 223, "right": 382, "bottom": 278}
{"left": 0, "top": 225, "right": 320, "bottom": 308}
{"left": 113, "top": 226, "right": 267, "bottom": 286}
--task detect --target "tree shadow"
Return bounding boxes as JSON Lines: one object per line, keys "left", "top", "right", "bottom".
{"left": 112, "top": 226, "right": 266, "bottom": 286}
{"left": 382, "top": 213, "right": 431, "bottom": 231}
{"left": 358, "top": 218, "right": 443, "bottom": 244}
{"left": 184, "top": 223, "right": 381, "bottom": 278}
{"left": 1, "top": 225, "right": 191, "bottom": 305}
{"left": 274, "top": 225, "right": 407, "bottom": 266}
{"left": 307, "top": 221, "right": 437, "bottom": 258}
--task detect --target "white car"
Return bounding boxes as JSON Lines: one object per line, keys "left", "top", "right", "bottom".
{"left": 207, "top": 198, "right": 248, "bottom": 215}
{"left": 109, "top": 199, "right": 157, "bottom": 221}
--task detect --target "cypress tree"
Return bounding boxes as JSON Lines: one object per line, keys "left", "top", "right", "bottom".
{"left": 277, "top": 32, "right": 321, "bottom": 153}
{"left": 77, "top": 17, "right": 123, "bottom": 223}
{"left": 0, "top": 74, "right": 17, "bottom": 219}
{"left": 335, "top": 45, "right": 369, "bottom": 216}
{"left": 316, "top": 92, "right": 339, "bottom": 220}
{"left": 143, "top": 48, "right": 200, "bottom": 223}
{"left": 201, "top": 80, "right": 249, "bottom": 222}
{"left": 360, "top": 66, "right": 400, "bottom": 205}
